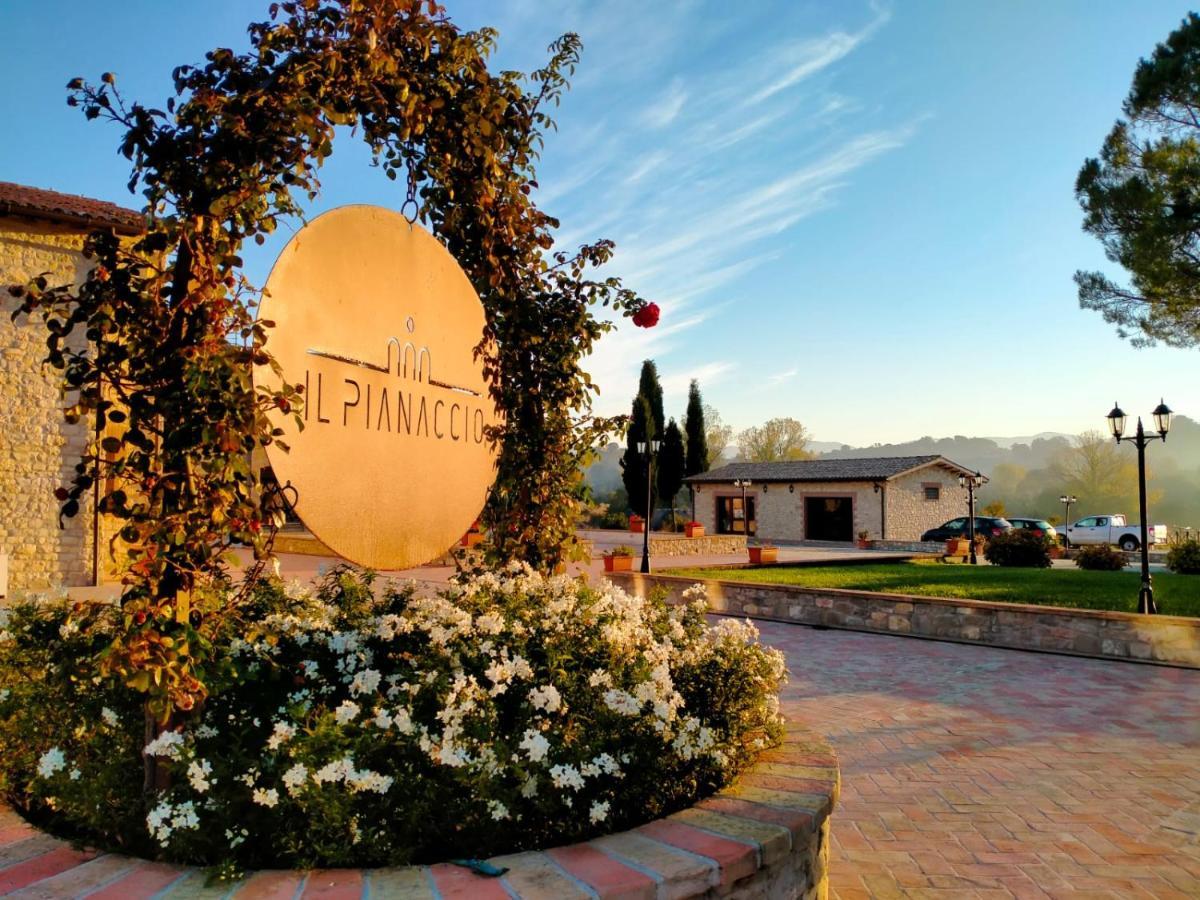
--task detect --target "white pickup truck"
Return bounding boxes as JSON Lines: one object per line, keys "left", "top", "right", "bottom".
{"left": 1061, "top": 515, "right": 1167, "bottom": 551}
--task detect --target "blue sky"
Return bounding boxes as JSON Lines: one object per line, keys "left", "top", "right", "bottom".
{"left": 3, "top": 1, "right": 1199, "bottom": 446}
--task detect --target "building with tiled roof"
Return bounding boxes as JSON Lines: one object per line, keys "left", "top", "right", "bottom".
{"left": 0, "top": 182, "right": 138, "bottom": 596}
{"left": 0, "top": 181, "right": 141, "bottom": 235}
{"left": 684, "top": 455, "right": 983, "bottom": 543}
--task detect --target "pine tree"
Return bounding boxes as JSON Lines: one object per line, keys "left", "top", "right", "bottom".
{"left": 658, "top": 419, "right": 686, "bottom": 527}
{"left": 684, "top": 379, "right": 708, "bottom": 477}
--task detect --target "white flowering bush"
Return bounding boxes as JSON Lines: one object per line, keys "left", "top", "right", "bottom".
{"left": 0, "top": 565, "right": 785, "bottom": 868}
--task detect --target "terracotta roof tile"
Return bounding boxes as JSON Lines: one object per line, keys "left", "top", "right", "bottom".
{"left": 0, "top": 181, "right": 142, "bottom": 234}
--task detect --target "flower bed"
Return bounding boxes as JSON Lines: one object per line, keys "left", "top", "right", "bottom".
{"left": 0, "top": 566, "right": 785, "bottom": 871}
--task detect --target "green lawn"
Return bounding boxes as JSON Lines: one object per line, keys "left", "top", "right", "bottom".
{"left": 668, "top": 560, "right": 1200, "bottom": 617}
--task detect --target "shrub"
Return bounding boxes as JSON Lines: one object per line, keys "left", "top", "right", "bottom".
{"left": 983, "top": 530, "right": 1052, "bottom": 568}
{"left": 0, "top": 566, "right": 785, "bottom": 870}
{"left": 1074, "top": 544, "right": 1128, "bottom": 571}
{"left": 1166, "top": 538, "right": 1200, "bottom": 574}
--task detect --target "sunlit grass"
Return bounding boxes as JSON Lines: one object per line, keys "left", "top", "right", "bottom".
{"left": 668, "top": 560, "right": 1200, "bottom": 617}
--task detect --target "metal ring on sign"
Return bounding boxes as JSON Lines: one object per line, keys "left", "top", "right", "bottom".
{"left": 401, "top": 196, "right": 419, "bottom": 224}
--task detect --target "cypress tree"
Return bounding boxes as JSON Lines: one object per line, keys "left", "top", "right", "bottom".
{"left": 658, "top": 418, "right": 686, "bottom": 527}
{"left": 637, "top": 360, "right": 665, "bottom": 438}
{"left": 620, "top": 395, "right": 655, "bottom": 521}
{"left": 684, "top": 379, "right": 708, "bottom": 477}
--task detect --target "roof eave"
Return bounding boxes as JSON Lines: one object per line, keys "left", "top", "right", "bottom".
{"left": 0, "top": 202, "right": 143, "bottom": 237}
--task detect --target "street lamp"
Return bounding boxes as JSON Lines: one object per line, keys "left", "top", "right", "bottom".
{"left": 1106, "top": 399, "right": 1172, "bottom": 614}
{"left": 1059, "top": 494, "right": 1077, "bottom": 543}
{"left": 733, "top": 478, "right": 753, "bottom": 540}
{"left": 636, "top": 439, "right": 661, "bottom": 574}
{"left": 958, "top": 471, "right": 986, "bottom": 565}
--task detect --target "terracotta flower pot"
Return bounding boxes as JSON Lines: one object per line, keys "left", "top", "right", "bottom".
{"left": 855, "top": 539, "right": 871, "bottom": 549}
{"left": 603, "top": 554, "right": 633, "bottom": 572}
{"left": 945, "top": 538, "right": 969, "bottom": 558}
{"left": 629, "top": 515, "right": 644, "bottom": 534}
{"left": 748, "top": 547, "right": 778, "bottom": 564}
{"left": 685, "top": 523, "right": 705, "bottom": 538}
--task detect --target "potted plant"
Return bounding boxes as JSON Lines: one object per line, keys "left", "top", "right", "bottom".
{"left": 603, "top": 545, "right": 635, "bottom": 572}
{"left": 945, "top": 537, "right": 970, "bottom": 559}
{"left": 855, "top": 529, "right": 871, "bottom": 550}
{"left": 748, "top": 544, "right": 778, "bottom": 564}
{"left": 459, "top": 519, "right": 484, "bottom": 548}
{"left": 628, "top": 514, "right": 645, "bottom": 534}
{"left": 685, "top": 520, "right": 705, "bottom": 538}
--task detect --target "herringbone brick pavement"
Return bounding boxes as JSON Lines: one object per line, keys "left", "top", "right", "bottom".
{"left": 760, "top": 622, "right": 1200, "bottom": 899}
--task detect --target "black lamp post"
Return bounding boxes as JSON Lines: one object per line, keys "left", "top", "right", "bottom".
{"left": 958, "top": 471, "right": 985, "bottom": 565}
{"left": 1106, "top": 399, "right": 1172, "bottom": 614}
{"left": 733, "top": 478, "right": 752, "bottom": 539}
{"left": 1059, "top": 494, "right": 1077, "bottom": 544}
{"left": 637, "top": 439, "right": 661, "bottom": 574}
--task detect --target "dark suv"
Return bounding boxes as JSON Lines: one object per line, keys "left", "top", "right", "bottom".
{"left": 1006, "top": 517, "right": 1058, "bottom": 542}
{"left": 921, "top": 516, "right": 1013, "bottom": 542}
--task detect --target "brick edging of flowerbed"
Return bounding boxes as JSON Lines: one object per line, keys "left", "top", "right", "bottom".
{"left": 0, "top": 725, "right": 838, "bottom": 898}
{"left": 609, "top": 571, "right": 1200, "bottom": 669}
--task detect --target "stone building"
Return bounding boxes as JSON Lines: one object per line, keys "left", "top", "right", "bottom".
{"left": 684, "top": 455, "right": 982, "bottom": 544}
{"left": 0, "top": 182, "right": 141, "bottom": 594}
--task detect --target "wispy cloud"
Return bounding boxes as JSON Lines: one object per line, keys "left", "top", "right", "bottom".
{"left": 626, "top": 150, "right": 670, "bottom": 185}
{"left": 767, "top": 367, "right": 799, "bottom": 386}
{"left": 746, "top": 5, "right": 892, "bottom": 106}
{"left": 640, "top": 78, "right": 688, "bottom": 128}
{"left": 661, "top": 361, "right": 737, "bottom": 397}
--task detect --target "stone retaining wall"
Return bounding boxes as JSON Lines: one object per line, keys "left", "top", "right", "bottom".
{"left": 0, "top": 724, "right": 838, "bottom": 899}
{"left": 647, "top": 534, "right": 748, "bottom": 557}
{"left": 611, "top": 572, "right": 1200, "bottom": 669}
{"left": 869, "top": 539, "right": 945, "bottom": 553}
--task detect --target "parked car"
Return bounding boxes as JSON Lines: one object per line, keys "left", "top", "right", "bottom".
{"left": 1006, "top": 517, "right": 1058, "bottom": 542}
{"left": 921, "top": 517, "right": 1013, "bottom": 542}
{"left": 1060, "top": 515, "right": 1167, "bottom": 551}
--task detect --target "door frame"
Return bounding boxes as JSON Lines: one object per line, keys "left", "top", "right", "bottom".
{"left": 801, "top": 492, "right": 856, "bottom": 542}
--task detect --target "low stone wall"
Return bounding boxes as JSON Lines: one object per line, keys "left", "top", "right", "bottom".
{"left": 869, "top": 539, "right": 945, "bottom": 554}
{"left": 0, "top": 723, "right": 838, "bottom": 899}
{"left": 610, "top": 572, "right": 1200, "bottom": 669}
{"left": 648, "top": 534, "right": 748, "bottom": 557}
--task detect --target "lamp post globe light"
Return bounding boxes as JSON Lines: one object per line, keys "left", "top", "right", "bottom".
{"left": 637, "top": 439, "right": 661, "bottom": 574}
{"left": 1059, "top": 494, "right": 1077, "bottom": 545}
{"left": 958, "top": 471, "right": 985, "bottom": 565}
{"left": 1106, "top": 399, "right": 1173, "bottom": 615}
{"left": 733, "top": 478, "right": 752, "bottom": 540}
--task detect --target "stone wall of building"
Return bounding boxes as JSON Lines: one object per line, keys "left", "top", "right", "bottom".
{"left": 0, "top": 217, "right": 96, "bottom": 591}
{"left": 692, "top": 480, "right": 885, "bottom": 543}
{"left": 692, "top": 465, "right": 970, "bottom": 544}
{"left": 884, "top": 466, "right": 968, "bottom": 542}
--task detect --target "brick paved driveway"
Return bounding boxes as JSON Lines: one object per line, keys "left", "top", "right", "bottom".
{"left": 760, "top": 622, "right": 1200, "bottom": 898}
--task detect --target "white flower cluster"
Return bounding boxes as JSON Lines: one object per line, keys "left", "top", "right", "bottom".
{"left": 146, "top": 799, "right": 200, "bottom": 844}
{"left": 144, "top": 730, "right": 185, "bottom": 759}
{"left": 19, "top": 567, "right": 783, "bottom": 859}
{"left": 37, "top": 747, "right": 66, "bottom": 779}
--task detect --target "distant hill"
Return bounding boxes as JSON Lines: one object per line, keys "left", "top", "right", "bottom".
{"left": 584, "top": 442, "right": 624, "bottom": 496}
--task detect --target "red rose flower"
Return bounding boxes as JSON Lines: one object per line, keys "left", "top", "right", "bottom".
{"left": 632, "top": 302, "right": 660, "bottom": 328}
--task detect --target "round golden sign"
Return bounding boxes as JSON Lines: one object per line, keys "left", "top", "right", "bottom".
{"left": 254, "top": 205, "right": 499, "bottom": 569}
